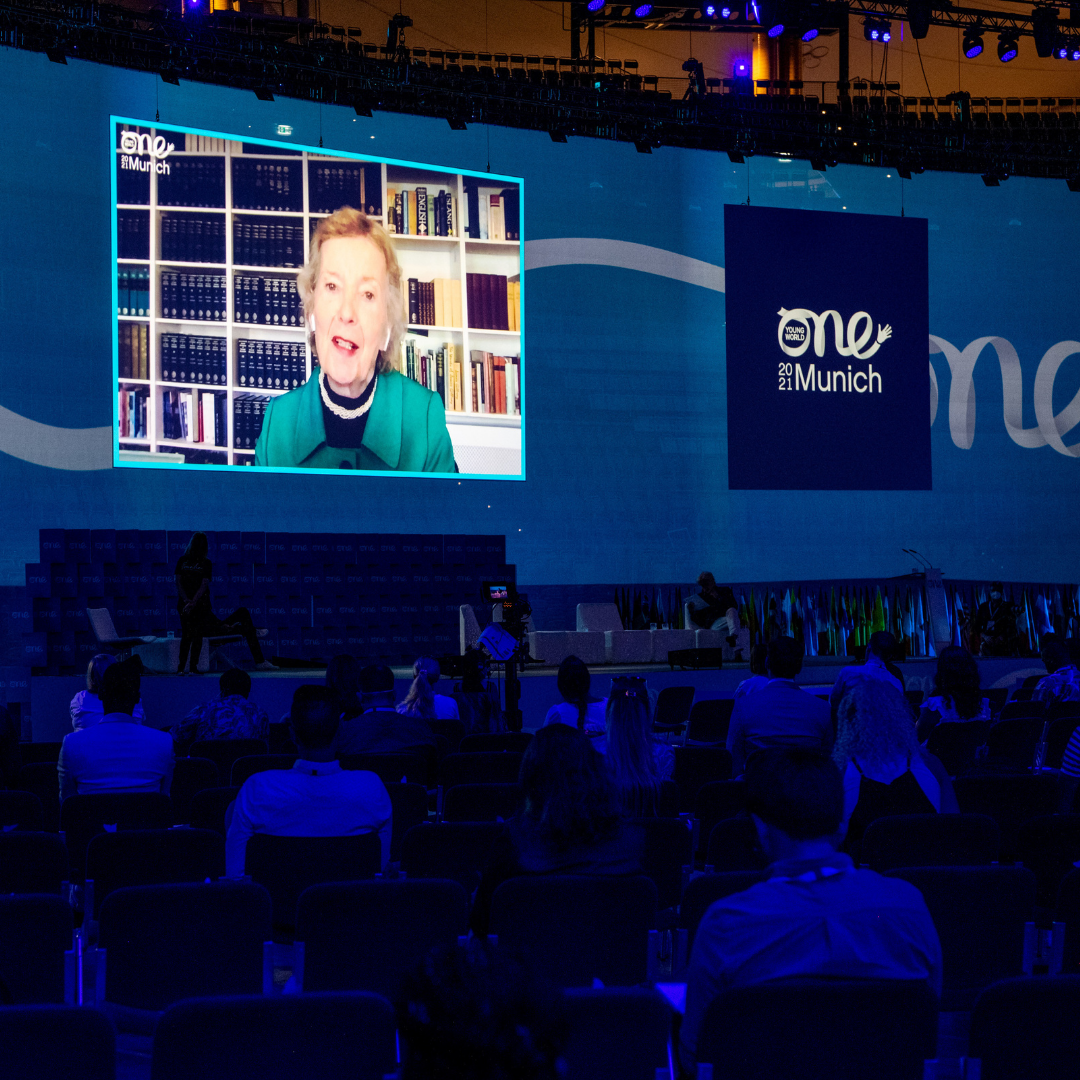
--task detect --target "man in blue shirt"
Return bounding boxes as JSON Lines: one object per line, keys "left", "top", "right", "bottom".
{"left": 680, "top": 748, "right": 941, "bottom": 1073}
{"left": 830, "top": 630, "right": 904, "bottom": 721}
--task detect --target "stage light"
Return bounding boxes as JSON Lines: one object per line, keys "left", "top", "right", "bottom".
{"left": 757, "top": 0, "right": 785, "bottom": 36}
{"left": 634, "top": 139, "right": 653, "bottom": 153}
{"left": 734, "top": 60, "right": 749, "bottom": 75}
{"left": 720, "top": 5, "right": 733, "bottom": 16}
{"left": 810, "top": 155, "right": 827, "bottom": 171}
{"left": 963, "top": 29, "right": 984, "bottom": 58}
{"left": 549, "top": 128, "right": 568, "bottom": 142}
{"left": 1055, "top": 41, "right": 1069, "bottom": 59}
{"left": 159, "top": 69, "right": 180, "bottom": 85}
{"left": 1033, "top": 6, "right": 1058, "bottom": 58}
{"left": 802, "top": 27, "right": 819, "bottom": 41}
{"left": 728, "top": 150, "right": 746, "bottom": 163}
{"left": 254, "top": 87, "right": 274, "bottom": 101}
{"left": 997, "top": 33, "right": 1018, "bottom": 62}
{"left": 907, "top": 0, "right": 931, "bottom": 39}
{"left": 863, "top": 18, "right": 891, "bottom": 42}
{"left": 1067, "top": 176, "right": 1080, "bottom": 191}
{"left": 633, "top": 3, "right": 653, "bottom": 15}
{"left": 982, "top": 172, "right": 1005, "bottom": 186}
{"left": 586, "top": 0, "right": 606, "bottom": 11}
{"left": 703, "top": 2, "right": 718, "bottom": 17}
{"left": 446, "top": 116, "right": 467, "bottom": 130}
{"left": 1070, "top": 39, "right": 1080, "bottom": 60}
{"left": 45, "top": 47, "right": 67, "bottom": 64}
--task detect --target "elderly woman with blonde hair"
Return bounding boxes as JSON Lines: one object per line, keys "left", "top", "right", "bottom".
{"left": 254, "top": 206, "right": 456, "bottom": 471}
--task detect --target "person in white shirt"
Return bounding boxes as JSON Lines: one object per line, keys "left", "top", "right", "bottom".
{"left": 70, "top": 653, "right": 147, "bottom": 730}
{"left": 829, "top": 631, "right": 904, "bottom": 722}
{"left": 58, "top": 659, "right": 172, "bottom": 801}
{"left": 415, "top": 656, "right": 460, "bottom": 720}
{"left": 543, "top": 655, "right": 607, "bottom": 736}
{"left": 226, "top": 685, "right": 393, "bottom": 877}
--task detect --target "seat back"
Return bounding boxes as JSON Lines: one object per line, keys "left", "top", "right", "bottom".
{"left": 297, "top": 879, "right": 469, "bottom": 998}
{"left": 680, "top": 871, "right": 767, "bottom": 951}
{"left": 686, "top": 699, "right": 734, "bottom": 744}
{"left": 489, "top": 874, "right": 657, "bottom": 987}
{"left": 400, "top": 821, "right": 502, "bottom": 893}
{"left": 925, "top": 721, "right": 990, "bottom": 777}
{"left": 1046, "top": 715, "right": 1080, "bottom": 768}
{"left": 984, "top": 688, "right": 1008, "bottom": 718}
{"left": 997, "top": 699, "right": 1044, "bottom": 721}
{"left": 245, "top": 832, "right": 381, "bottom": 931}
{"left": 0, "top": 1004, "right": 115, "bottom": 1079}
{"left": 60, "top": 792, "right": 173, "bottom": 879}
{"left": 705, "top": 816, "right": 768, "bottom": 873}
{"left": 954, "top": 774, "right": 1060, "bottom": 857}
{"left": 1016, "top": 814, "right": 1080, "bottom": 908}
{"left": 1046, "top": 701, "right": 1080, "bottom": 722}
{"left": 86, "top": 828, "right": 225, "bottom": 918}
{"left": 986, "top": 717, "right": 1046, "bottom": 767}
{"left": 576, "top": 603, "right": 623, "bottom": 633}
{"left": 20, "top": 742, "right": 62, "bottom": 765}
{"left": 169, "top": 757, "right": 220, "bottom": 823}
{"left": 442, "top": 782, "right": 522, "bottom": 822}
{"left": 458, "top": 732, "right": 533, "bottom": 754}
{"left": 674, "top": 748, "right": 734, "bottom": 814}
{"left": 0, "top": 894, "right": 73, "bottom": 1003}
{"left": 189, "top": 786, "right": 239, "bottom": 836}
{"left": 1054, "top": 868, "right": 1080, "bottom": 975}
{"left": 17, "top": 762, "right": 60, "bottom": 832}
{"left": 885, "top": 865, "right": 1036, "bottom": 1010}
{"left": 693, "top": 779, "right": 745, "bottom": 854}
{"left": 150, "top": 992, "right": 396, "bottom": 1080}
{"left": 339, "top": 752, "right": 428, "bottom": 787}
{"left": 230, "top": 754, "right": 297, "bottom": 787}
{"left": 98, "top": 881, "right": 272, "bottom": 1011}
{"left": 0, "top": 832, "right": 69, "bottom": 894}
{"left": 188, "top": 739, "right": 269, "bottom": 783}
{"left": 428, "top": 718, "right": 466, "bottom": 752}
{"left": 654, "top": 686, "right": 695, "bottom": 728}
{"left": 562, "top": 987, "right": 672, "bottom": 1080}
{"left": 635, "top": 816, "right": 693, "bottom": 910}
{"left": 697, "top": 978, "right": 938, "bottom": 1080}
{"left": 439, "top": 751, "right": 523, "bottom": 788}
{"left": 0, "top": 789, "right": 44, "bottom": 831}
{"left": 86, "top": 607, "right": 120, "bottom": 644}
{"left": 385, "top": 782, "right": 428, "bottom": 862}
{"left": 861, "top": 813, "right": 1000, "bottom": 872}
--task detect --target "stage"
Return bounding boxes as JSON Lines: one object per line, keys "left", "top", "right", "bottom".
{"left": 27, "top": 655, "right": 1046, "bottom": 742}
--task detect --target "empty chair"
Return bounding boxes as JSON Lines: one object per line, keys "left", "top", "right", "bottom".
{"left": 0, "top": 1004, "right": 115, "bottom": 1080}
{"left": 400, "top": 821, "right": 502, "bottom": 893}
{"left": 954, "top": 774, "right": 1060, "bottom": 858}
{"left": 151, "top": 992, "right": 396, "bottom": 1080}
{"left": 636, "top": 816, "right": 693, "bottom": 911}
{"left": 925, "top": 720, "right": 989, "bottom": 777}
{"left": 695, "top": 979, "right": 938, "bottom": 1080}
{"left": 60, "top": 792, "right": 173, "bottom": 879}
{"left": 188, "top": 739, "right": 269, "bottom": 784}
{"left": 189, "top": 786, "right": 239, "bottom": 836}
{"left": 87, "top": 606, "right": 154, "bottom": 657}
{"left": 562, "top": 987, "right": 673, "bottom": 1080}
{"left": 230, "top": 754, "right": 297, "bottom": 787}
{"left": 245, "top": 832, "right": 381, "bottom": 932}
{"left": 20, "top": 742, "right": 63, "bottom": 765}
{"left": 17, "top": 762, "right": 60, "bottom": 831}
{"left": 488, "top": 875, "right": 657, "bottom": 987}
{"left": 1053, "top": 868, "right": 1080, "bottom": 975}
{"left": 459, "top": 731, "right": 533, "bottom": 754}
{"left": 98, "top": 881, "right": 272, "bottom": 1026}
{"left": 985, "top": 717, "right": 1046, "bottom": 767}
{"left": 0, "top": 894, "right": 73, "bottom": 1003}
{"left": 169, "top": 757, "right": 219, "bottom": 824}
{"left": 969, "top": 976, "right": 1080, "bottom": 1080}
{"left": 86, "top": 828, "right": 225, "bottom": 918}
{"left": 439, "top": 751, "right": 523, "bottom": 789}
{"left": 428, "top": 717, "right": 466, "bottom": 752}
{"left": 1015, "top": 814, "right": 1080, "bottom": 907}
{"left": 0, "top": 831, "right": 69, "bottom": 893}
{"left": 653, "top": 685, "right": 695, "bottom": 736}
{"left": 860, "top": 813, "right": 1000, "bottom": 872}
{"left": 694, "top": 779, "right": 746, "bottom": 858}
{"left": 339, "top": 752, "right": 428, "bottom": 787}
{"left": 296, "top": 879, "right": 469, "bottom": 998}
{"left": 385, "top": 781, "right": 428, "bottom": 862}
{"left": 997, "top": 699, "right": 1044, "bottom": 721}
{"left": 885, "top": 865, "right": 1036, "bottom": 1010}
{"left": 0, "top": 789, "right": 44, "bottom": 831}
{"left": 674, "top": 747, "right": 734, "bottom": 814}
{"left": 679, "top": 871, "right": 767, "bottom": 952}
{"left": 705, "top": 816, "right": 768, "bottom": 873}
{"left": 442, "top": 782, "right": 522, "bottom": 822}
{"left": 686, "top": 699, "right": 734, "bottom": 745}
{"left": 1046, "top": 715, "right": 1080, "bottom": 768}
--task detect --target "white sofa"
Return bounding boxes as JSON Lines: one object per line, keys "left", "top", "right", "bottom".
{"left": 576, "top": 603, "right": 652, "bottom": 664}
{"left": 527, "top": 629, "right": 607, "bottom": 666}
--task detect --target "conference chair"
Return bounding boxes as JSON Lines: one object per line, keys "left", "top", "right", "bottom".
{"left": 189, "top": 786, "right": 239, "bottom": 836}
{"left": 653, "top": 686, "right": 695, "bottom": 740}
{"left": 339, "top": 752, "right": 428, "bottom": 788}
{"left": 969, "top": 976, "right": 1080, "bottom": 1080}
{"left": 20, "top": 741, "right": 62, "bottom": 764}
{"left": 562, "top": 987, "right": 673, "bottom": 1080}
{"left": 169, "top": 756, "right": 219, "bottom": 823}
{"left": 695, "top": 979, "right": 939, "bottom": 1080}
{"left": 1046, "top": 714, "right": 1080, "bottom": 768}
{"left": 428, "top": 717, "right": 466, "bottom": 752}
{"left": 693, "top": 780, "right": 746, "bottom": 860}
{"left": 704, "top": 817, "right": 768, "bottom": 873}
{"left": 985, "top": 717, "right": 1046, "bottom": 768}
{"left": 674, "top": 747, "right": 734, "bottom": 815}
{"left": 150, "top": 992, "right": 396, "bottom": 1080}
{"left": 860, "top": 813, "right": 1000, "bottom": 872}
{"left": 885, "top": 865, "right": 1036, "bottom": 1010}
{"left": 1016, "top": 814, "right": 1080, "bottom": 908}
{"left": 442, "top": 782, "right": 523, "bottom": 822}
{"left": 400, "top": 821, "right": 502, "bottom": 893}
{"left": 925, "top": 720, "right": 990, "bottom": 777}
{"left": 188, "top": 738, "right": 269, "bottom": 784}
{"left": 656, "top": 779, "right": 680, "bottom": 817}
{"left": 1053, "top": 868, "right": 1080, "bottom": 976}
{"left": 17, "top": 762, "right": 60, "bottom": 832}
{"left": 0, "top": 789, "right": 44, "bottom": 831}
{"left": 685, "top": 699, "right": 734, "bottom": 745}
{"left": 230, "top": 753, "right": 297, "bottom": 787}
{"left": 294, "top": 879, "right": 469, "bottom": 998}
{"left": 0, "top": 894, "right": 73, "bottom": 1004}
{"left": 459, "top": 731, "right": 533, "bottom": 754}
{"left": 0, "top": 831, "right": 69, "bottom": 894}
{"left": 0, "top": 1005, "right": 115, "bottom": 1080}
{"left": 997, "top": 699, "right": 1045, "bottom": 721}
{"left": 635, "top": 816, "right": 694, "bottom": 912}
{"left": 953, "top": 773, "right": 1060, "bottom": 858}
{"left": 488, "top": 874, "right": 658, "bottom": 987}
{"left": 85, "top": 828, "right": 225, "bottom": 918}
{"left": 86, "top": 606, "right": 155, "bottom": 659}
{"left": 983, "top": 688, "right": 1008, "bottom": 718}
{"left": 59, "top": 792, "right": 173, "bottom": 880}
{"left": 438, "top": 751, "right": 523, "bottom": 788}
{"left": 385, "top": 781, "right": 428, "bottom": 863}
{"left": 679, "top": 871, "right": 767, "bottom": 954}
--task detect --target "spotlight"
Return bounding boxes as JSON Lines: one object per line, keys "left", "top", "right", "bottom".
{"left": 801, "top": 27, "right": 819, "bottom": 41}
{"left": 963, "top": 28, "right": 984, "bottom": 58}
{"left": 981, "top": 172, "right": 1004, "bottom": 186}
{"left": 1033, "top": 6, "right": 1058, "bottom": 58}
{"left": 898, "top": 165, "right": 912, "bottom": 179}
{"left": 633, "top": 3, "right": 653, "bottom": 15}
{"left": 702, "top": 2, "right": 718, "bottom": 16}
{"left": 728, "top": 150, "right": 746, "bottom": 163}
{"left": 1055, "top": 41, "right": 1069, "bottom": 59}
{"left": 549, "top": 128, "right": 568, "bottom": 142}
{"left": 354, "top": 99, "right": 373, "bottom": 117}
{"left": 1071, "top": 39, "right": 1080, "bottom": 61}
{"left": 757, "top": 0, "right": 785, "bottom": 36}
{"left": 907, "top": 0, "right": 931, "bottom": 39}
{"left": 446, "top": 116, "right": 467, "bottom": 130}
{"left": 45, "top": 47, "right": 67, "bottom": 64}
{"left": 810, "top": 155, "right": 827, "bottom": 171}
{"left": 720, "top": 4, "right": 733, "bottom": 15}
{"left": 734, "top": 60, "right": 750, "bottom": 75}
{"left": 634, "top": 139, "right": 653, "bottom": 153}
{"left": 997, "top": 33, "right": 1018, "bottom": 62}
{"left": 1067, "top": 177, "right": 1080, "bottom": 191}
{"left": 863, "top": 18, "right": 891, "bottom": 42}
{"left": 254, "top": 87, "right": 275, "bottom": 101}
{"left": 586, "top": 0, "right": 606, "bottom": 11}
{"left": 159, "top": 69, "right": 180, "bottom": 85}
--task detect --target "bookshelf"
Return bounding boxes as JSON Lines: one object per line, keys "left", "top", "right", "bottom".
{"left": 114, "top": 125, "right": 523, "bottom": 473}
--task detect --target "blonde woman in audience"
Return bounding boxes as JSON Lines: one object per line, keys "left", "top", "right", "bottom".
{"left": 397, "top": 671, "right": 437, "bottom": 720}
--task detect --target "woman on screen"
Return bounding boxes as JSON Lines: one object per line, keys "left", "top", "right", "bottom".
{"left": 253, "top": 207, "right": 456, "bottom": 472}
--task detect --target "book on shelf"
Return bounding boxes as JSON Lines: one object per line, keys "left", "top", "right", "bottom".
{"left": 464, "top": 182, "right": 520, "bottom": 241}
{"left": 118, "top": 323, "right": 149, "bottom": 379}
{"left": 117, "top": 210, "right": 150, "bottom": 260}
{"left": 233, "top": 394, "right": 271, "bottom": 451}
{"left": 184, "top": 134, "right": 232, "bottom": 154}
{"left": 469, "top": 350, "right": 521, "bottom": 416}
{"left": 402, "top": 338, "right": 463, "bottom": 411}
{"left": 232, "top": 219, "right": 304, "bottom": 268}
{"left": 162, "top": 388, "right": 227, "bottom": 446}
{"left": 232, "top": 159, "right": 302, "bottom": 212}
{"left": 160, "top": 333, "right": 228, "bottom": 385}
{"left": 466, "top": 273, "right": 519, "bottom": 331}
{"left": 233, "top": 274, "right": 303, "bottom": 326}
{"left": 160, "top": 213, "right": 226, "bottom": 263}
{"left": 309, "top": 162, "right": 380, "bottom": 216}
{"left": 160, "top": 271, "right": 226, "bottom": 321}
{"left": 405, "top": 278, "right": 461, "bottom": 327}
{"left": 158, "top": 157, "right": 226, "bottom": 209}
{"left": 237, "top": 339, "right": 306, "bottom": 389}
{"left": 118, "top": 386, "right": 149, "bottom": 438}
{"left": 117, "top": 268, "right": 150, "bottom": 316}
{"left": 387, "top": 186, "right": 457, "bottom": 236}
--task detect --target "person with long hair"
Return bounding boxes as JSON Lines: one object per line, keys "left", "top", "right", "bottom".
{"left": 916, "top": 646, "right": 990, "bottom": 742}
{"left": 455, "top": 648, "right": 505, "bottom": 734}
{"left": 834, "top": 679, "right": 958, "bottom": 857}
{"left": 414, "top": 656, "right": 460, "bottom": 719}
{"left": 470, "top": 724, "right": 644, "bottom": 935}
{"left": 397, "top": 673, "right": 436, "bottom": 720}
{"left": 70, "top": 653, "right": 146, "bottom": 729}
{"left": 542, "top": 655, "right": 606, "bottom": 735}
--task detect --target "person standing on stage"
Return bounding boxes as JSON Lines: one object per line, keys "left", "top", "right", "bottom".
{"left": 971, "top": 582, "right": 1019, "bottom": 656}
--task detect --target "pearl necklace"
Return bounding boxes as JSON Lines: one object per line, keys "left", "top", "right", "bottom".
{"left": 320, "top": 370, "right": 377, "bottom": 420}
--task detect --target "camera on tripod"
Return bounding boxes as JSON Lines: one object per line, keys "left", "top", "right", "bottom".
{"left": 482, "top": 580, "right": 532, "bottom": 641}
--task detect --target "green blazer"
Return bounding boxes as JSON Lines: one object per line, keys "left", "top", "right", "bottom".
{"left": 253, "top": 369, "right": 456, "bottom": 472}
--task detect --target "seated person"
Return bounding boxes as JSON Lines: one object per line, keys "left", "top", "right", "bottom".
{"left": 414, "top": 656, "right": 460, "bottom": 720}
{"left": 916, "top": 646, "right": 990, "bottom": 742}
{"left": 679, "top": 747, "right": 942, "bottom": 1074}
{"left": 70, "top": 653, "right": 146, "bottom": 730}
{"left": 171, "top": 668, "right": 269, "bottom": 749}
{"left": 592, "top": 675, "right": 673, "bottom": 816}
{"left": 543, "top": 655, "right": 606, "bottom": 735}
{"left": 226, "top": 685, "right": 392, "bottom": 876}
{"left": 1033, "top": 636, "right": 1080, "bottom": 706}
{"left": 835, "top": 680, "right": 958, "bottom": 857}
{"left": 455, "top": 649, "right": 506, "bottom": 735}
{"left": 830, "top": 631, "right": 904, "bottom": 720}
{"left": 734, "top": 644, "right": 769, "bottom": 701}
{"left": 688, "top": 573, "right": 740, "bottom": 633}
{"left": 58, "top": 659, "right": 173, "bottom": 801}
{"left": 334, "top": 664, "right": 438, "bottom": 756}
{"left": 470, "top": 724, "right": 644, "bottom": 935}
{"left": 398, "top": 671, "right": 437, "bottom": 720}
{"left": 326, "top": 653, "right": 363, "bottom": 720}
{"left": 726, "top": 636, "right": 832, "bottom": 777}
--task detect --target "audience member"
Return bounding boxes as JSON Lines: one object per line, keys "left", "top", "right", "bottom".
{"left": 592, "top": 675, "right": 673, "bottom": 815}
{"left": 226, "top": 685, "right": 392, "bottom": 876}
{"left": 726, "top": 637, "right": 832, "bottom": 776}
{"left": 57, "top": 659, "right": 173, "bottom": 801}
{"left": 334, "top": 664, "right": 438, "bottom": 755}
{"left": 397, "top": 941, "right": 565, "bottom": 1080}
{"left": 829, "top": 631, "right": 904, "bottom": 719}
{"left": 397, "top": 672, "right": 436, "bottom": 719}
{"left": 326, "top": 654, "right": 363, "bottom": 719}
{"left": 916, "top": 646, "right": 990, "bottom": 742}
{"left": 470, "top": 725, "right": 644, "bottom": 935}
{"left": 679, "top": 747, "right": 942, "bottom": 1073}
{"left": 834, "top": 680, "right": 958, "bottom": 857}
{"left": 1033, "top": 636, "right": 1080, "bottom": 706}
{"left": 70, "top": 653, "right": 147, "bottom": 730}
{"left": 171, "top": 668, "right": 268, "bottom": 748}
{"left": 734, "top": 644, "right": 769, "bottom": 700}
{"left": 456, "top": 648, "right": 506, "bottom": 734}
{"left": 542, "top": 655, "right": 606, "bottom": 735}
{"left": 414, "top": 656, "right": 460, "bottom": 720}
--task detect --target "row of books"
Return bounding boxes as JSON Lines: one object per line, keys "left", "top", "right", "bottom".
{"left": 160, "top": 334, "right": 228, "bottom": 385}
{"left": 470, "top": 350, "right": 521, "bottom": 416}
{"left": 466, "top": 273, "right": 520, "bottom": 331}
{"left": 117, "top": 269, "right": 150, "bottom": 317}
{"left": 400, "top": 341, "right": 520, "bottom": 415}
{"left": 161, "top": 272, "right": 226, "bottom": 322}
{"left": 118, "top": 323, "right": 149, "bottom": 380}
{"left": 118, "top": 387, "right": 149, "bottom": 439}
{"left": 237, "top": 340, "right": 307, "bottom": 390}
{"left": 160, "top": 214, "right": 227, "bottom": 264}
{"left": 158, "top": 158, "right": 226, "bottom": 209}
{"left": 234, "top": 395, "right": 271, "bottom": 450}
{"left": 184, "top": 134, "right": 236, "bottom": 154}
{"left": 406, "top": 278, "right": 462, "bottom": 327}
{"left": 232, "top": 159, "right": 302, "bottom": 213}
{"left": 234, "top": 274, "right": 303, "bottom": 326}
{"left": 311, "top": 163, "right": 381, "bottom": 216}
{"left": 162, "top": 389, "right": 227, "bottom": 446}
{"left": 403, "top": 340, "right": 458, "bottom": 410}
{"left": 387, "top": 186, "right": 456, "bottom": 237}
{"left": 463, "top": 184, "right": 520, "bottom": 242}
{"left": 117, "top": 210, "right": 150, "bottom": 260}
{"left": 233, "top": 220, "right": 305, "bottom": 268}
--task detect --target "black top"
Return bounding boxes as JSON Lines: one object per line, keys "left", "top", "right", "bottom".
{"left": 333, "top": 708, "right": 437, "bottom": 756}
{"left": 175, "top": 555, "right": 212, "bottom": 610}
{"left": 841, "top": 761, "right": 937, "bottom": 858}
{"left": 320, "top": 373, "right": 375, "bottom": 449}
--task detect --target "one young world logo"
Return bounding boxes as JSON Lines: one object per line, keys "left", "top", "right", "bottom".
{"left": 118, "top": 130, "right": 176, "bottom": 176}
{"left": 776, "top": 307, "right": 892, "bottom": 394}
